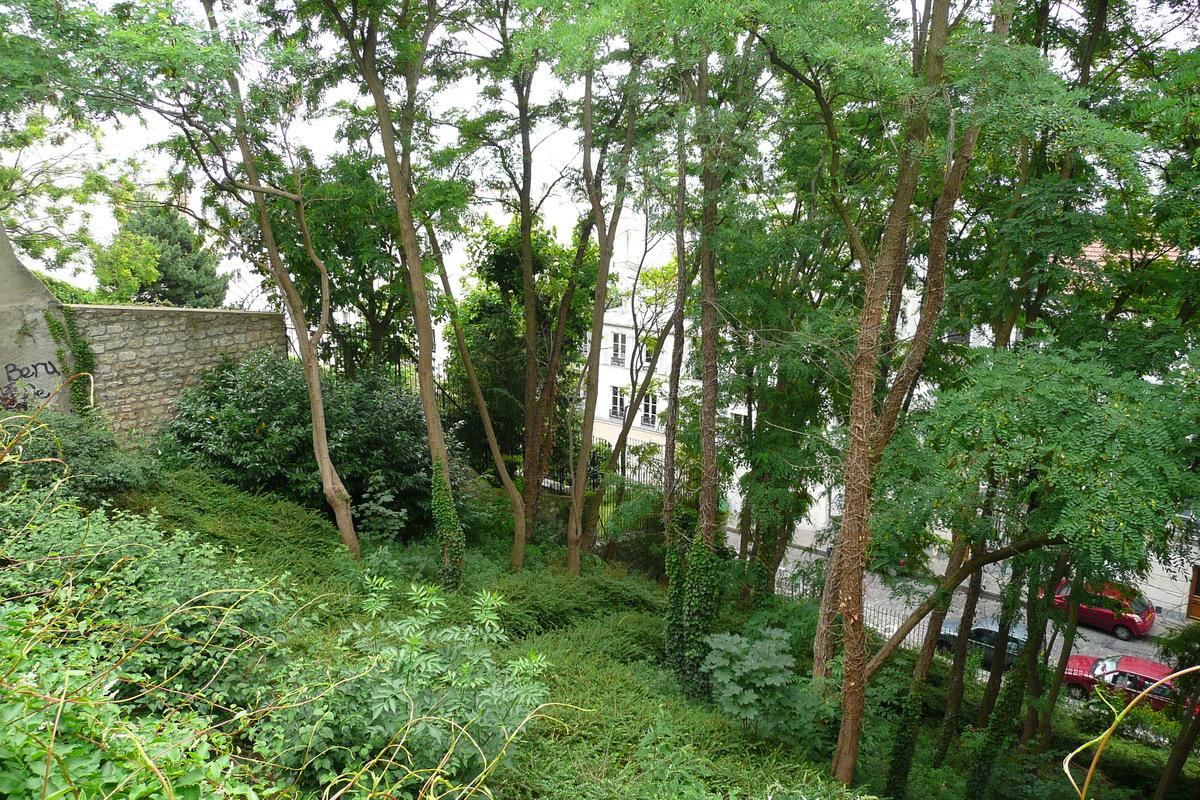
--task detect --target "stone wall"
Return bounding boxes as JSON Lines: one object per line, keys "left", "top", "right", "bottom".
{"left": 69, "top": 304, "right": 287, "bottom": 434}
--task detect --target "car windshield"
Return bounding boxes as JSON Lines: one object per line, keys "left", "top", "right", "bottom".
{"left": 1129, "top": 595, "right": 1152, "bottom": 615}
{"left": 1092, "top": 656, "right": 1120, "bottom": 678}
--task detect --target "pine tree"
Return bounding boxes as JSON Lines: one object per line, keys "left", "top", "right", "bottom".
{"left": 126, "top": 204, "right": 228, "bottom": 308}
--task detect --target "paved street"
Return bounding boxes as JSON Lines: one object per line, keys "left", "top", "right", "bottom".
{"left": 770, "top": 539, "right": 1177, "bottom": 665}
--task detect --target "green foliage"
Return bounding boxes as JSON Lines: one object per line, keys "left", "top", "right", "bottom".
{"left": 42, "top": 305, "right": 95, "bottom": 413}
{"left": 489, "top": 567, "right": 667, "bottom": 640}
{"left": 126, "top": 468, "right": 360, "bottom": 612}
{"left": 703, "top": 627, "right": 840, "bottom": 753}
{"left": 91, "top": 226, "right": 159, "bottom": 301}
{"left": 667, "top": 537, "right": 727, "bottom": 695}
{"left": 252, "top": 585, "right": 548, "bottom": 794}
{"left": 164, "top": 352, "right": 435, "bottom": 537}
{"left": 492, "top": 617, "right": 878, "bottom": 800}
{"left": 874, "top": 348, "right": 1200, "bottom": 586}
{"left": 2, "top": 409, "right": 157, "bottom": 505}
{"left": 0, "top": 603, "right": 270, "bottom": 800}
{"left": 0, "top": 108, "right": 139, "bottom": 271}
{"left": 0, "top": 492, "right": 288, "bottom": 714}
{"left": 33, "top": 269, "right": 105, "bottom": 304}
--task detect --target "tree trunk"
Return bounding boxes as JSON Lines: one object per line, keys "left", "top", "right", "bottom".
{"left": 427, "top": 223, "right": 527, "bottom": 568}
{"left": 566, "top": 66, "right": 636, "bottom": 576}
{"left": 1154, "top": 695, "right": 1200, "bottom": 800}
{"left": 934, "top": 557, "right": 984, "bottom": 766}
{"left": 1034, "top": 594, "right": 1079, "bottom": 753}
{"left": 662, "top": 50, "right": 690, "bottom": 550}
{"left": 885, "top": 534, "right": 966, "bottom": 799}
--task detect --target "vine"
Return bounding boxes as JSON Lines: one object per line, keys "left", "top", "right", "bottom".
{"left": 43, "top": 306, "right": 96, "bottom": 414}
{"left": 666, "top": 530, "right": 724, "bottom": 696}
{"left": 431, "top": 460, "right": 464, "bottom": 590}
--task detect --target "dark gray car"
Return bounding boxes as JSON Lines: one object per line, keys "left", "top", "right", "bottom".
{"left": 936, "top": 616, "right": 1028, "bottom": 669}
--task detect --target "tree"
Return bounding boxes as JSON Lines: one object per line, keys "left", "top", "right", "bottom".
{"left": 265, "top": 152, "right": 413, "bottom": 373}
{"left": 445, "top": 218, "right": 593, "bottom": 475}
{"left": 1154, "top": 622, "right": 1200, "bottom": 800}
{"left": 124, "top": 202, "right": 228, "bottom": 307}
{"left": 13, "top": 0, "right": 364, "bottom": 556}
{"left": 868, "top": 348, "right": 1200, "bottom": 794}
{"left": 91, "top": 226, "right": 160, "bottom": 303}
{"left": 302, "top": 0, "right": 468, "bottom": 587}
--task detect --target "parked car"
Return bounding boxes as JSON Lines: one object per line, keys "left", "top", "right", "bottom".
{"left": 1063, "top": 655, "right": 1179, "bottom": 710}
{"left": 1052, "top": 579, "right": 1155, "bottom": 640}
{"left": 936, "top": 616, "right": 1029, "bottom": 669}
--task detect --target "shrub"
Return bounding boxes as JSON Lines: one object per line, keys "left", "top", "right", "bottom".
{"left": 702, "top": 627, "right": 840, "bottom": 754}
{"left": 163, "top": 352, "right": 434, "bottom": 537}
{"left": 0, "top": 491, "right": 288, "bottom": 714}
{"left": 0, "top": 410, "right": 157, "bottom": 505}
{"left": 0, "top": 603, "right": 269, "bottom": 800}
{"left": 252, "top": 585, "right": 548, "bottom": 794}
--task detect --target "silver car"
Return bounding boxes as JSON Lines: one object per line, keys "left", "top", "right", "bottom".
{"left": 936, "top": 615, "right": 1028, "bottom": 669}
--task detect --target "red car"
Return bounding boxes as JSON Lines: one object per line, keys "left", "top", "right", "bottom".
{"left": 1052, "top": 580, "right": 1155, "bottom": 640}
{"left": 1064, "top": 655, "right": 1178, "bottom": 711}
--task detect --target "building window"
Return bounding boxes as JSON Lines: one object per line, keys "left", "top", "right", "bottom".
{"left": 610, "top": 386, "right": 627, "bottom": 419}
{"left": 641, "top": 393, "right": 658, "bottom": 428}
{"left": 733, "top": 412, "right": 748, "bottom": 429}
{"left": 611, "top": 332, "right": 627, "bottom": 367}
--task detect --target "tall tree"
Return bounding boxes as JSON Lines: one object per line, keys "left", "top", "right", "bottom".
{"left": 305, "top": 0, "right": 467, "bottom": 587}
{"left": 15, "top": 0, "right": 364, "bottom": 555}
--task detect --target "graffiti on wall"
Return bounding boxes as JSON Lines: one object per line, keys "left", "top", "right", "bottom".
{"left": 2, "top": 359, "right": 61, "bottom": 401}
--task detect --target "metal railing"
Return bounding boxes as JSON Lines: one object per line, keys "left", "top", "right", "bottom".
{"left": 774, "top": 559, "right": 930, "bottom": 649}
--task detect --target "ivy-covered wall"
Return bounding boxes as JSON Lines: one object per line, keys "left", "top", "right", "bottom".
{"left": 67, "top": 304, "right": 287, "bottom": 434}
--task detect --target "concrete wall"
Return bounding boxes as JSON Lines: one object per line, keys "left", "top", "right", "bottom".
{"left": 0, "top": 223, "right": 70, "bottom": 411}
{"left": 69, "top": 304, "right": 287, "bottom": 435}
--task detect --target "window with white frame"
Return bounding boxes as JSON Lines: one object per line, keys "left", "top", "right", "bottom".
{"left": 610, "top": 386, "right": 627, "bottom": 419}
{"left": 611, "top": 332, "right": 627, "bottom": 366}
{"left": 641, "top": 393, "right": 658, "bottom": 428}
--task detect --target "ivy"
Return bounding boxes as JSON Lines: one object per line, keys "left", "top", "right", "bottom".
{"left": 432, "top": 460, "right": 465, "bottom": 590}
{"left": 42, "top": 305, "right": 96, "bottom": 414}
{"left": 667, "top": 532, "right": 725, "bottom": 696}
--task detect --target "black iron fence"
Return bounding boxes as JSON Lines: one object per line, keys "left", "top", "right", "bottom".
{"left": 774, "top": 558, "right": 930, "bottom": 649}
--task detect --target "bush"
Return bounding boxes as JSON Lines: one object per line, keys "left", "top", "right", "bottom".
{"left": 0, "top": 491, "right": 288, "bottom": 714}
{"left": 163, "top": 352, "right": 434, "bottom": 537}
{"left": 0, "top": 410, "right": 157, "bottom": 505}
{"left": 0, "top": 604, "right": 268, "bottom": 800}
{"left": 252, "top": 585, "right": 548, "bottom": 795}
{"left": 702, "top": 627, "right": 840, "bottom": 754}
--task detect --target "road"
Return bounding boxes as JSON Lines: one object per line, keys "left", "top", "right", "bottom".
{"left": 766, "top": 538, "right": 1174, "bottom": 664}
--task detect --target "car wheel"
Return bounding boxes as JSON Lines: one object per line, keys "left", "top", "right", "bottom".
{"left": 1068, "top": 684, "right": 1085, "bottom": 700}
{"left": 1113, "top": 625, "right": 1133, "bottom": 641}
{"left": 936, "top": 640, "right": 953, "bottom": 653}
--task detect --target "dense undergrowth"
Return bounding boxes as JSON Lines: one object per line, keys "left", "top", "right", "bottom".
{"left": 4, "top": 405, "right": 1198, "bottom": 799}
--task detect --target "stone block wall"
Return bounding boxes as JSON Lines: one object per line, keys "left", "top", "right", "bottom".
{"left": 69, "top": 304, "right": 287, "bottom": 434}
